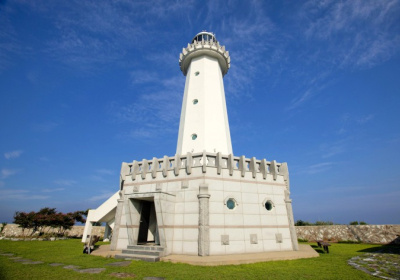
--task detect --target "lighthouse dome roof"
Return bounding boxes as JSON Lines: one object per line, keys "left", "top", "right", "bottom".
{"left": 191, "top": 31, "right": 217, "bottom": 44}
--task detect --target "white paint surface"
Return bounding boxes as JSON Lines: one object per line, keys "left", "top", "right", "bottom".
{"left": 177, "top": 55, "right": 232, "bottom": 155}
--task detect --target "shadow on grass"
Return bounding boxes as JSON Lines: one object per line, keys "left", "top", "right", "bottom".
{"left": 357, "top": 245, "right": 400, "bottom": 255}
{"left": 310, "top": 245, "right": 325, "bottom": 254}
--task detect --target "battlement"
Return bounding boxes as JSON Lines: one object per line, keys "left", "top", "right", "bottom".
{"left": 179, "top": 39, "right": 230, "bottom": 76}
{"left": 120, "top": 152, "right": 289, "bottom": 183}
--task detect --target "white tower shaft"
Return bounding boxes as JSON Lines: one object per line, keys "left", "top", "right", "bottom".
{"left": 177, "top": 56, "right": 232, "bottom": 155}
{"left": 177, "top": 33, "right": 232, "bottom": 155}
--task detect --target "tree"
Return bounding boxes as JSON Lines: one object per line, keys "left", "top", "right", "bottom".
{"left": 70, "top": 211, "right": 87, "bottom": 224}
{"left": 13, "top": 208, "right": 90, "bottom": 237}
{"left": 350, "top": 221, "right": 359, "bottom": 225}
{"left": 13, "top": 211, "right": 34, "bottom": 236}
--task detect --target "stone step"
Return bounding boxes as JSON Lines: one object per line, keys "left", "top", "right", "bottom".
{"left": 121, "top": 249, "right": 161, "bottom": 256}
{"left": 127, "top": 245, "right": 164, "bottom": 252}
{"left": 115, "top": 254, "right": 160, "bottom": 262}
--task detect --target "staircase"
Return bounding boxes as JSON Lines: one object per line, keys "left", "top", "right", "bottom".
{"left": 115, "top": 245, "right": 164, "bottom": 262}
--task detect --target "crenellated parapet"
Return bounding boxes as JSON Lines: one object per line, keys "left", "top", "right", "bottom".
{"left": 120, "top": 152, "right": 289, "bottom": 184}
{"left": 179, "top": 40, "right": 230, "bottom": 76}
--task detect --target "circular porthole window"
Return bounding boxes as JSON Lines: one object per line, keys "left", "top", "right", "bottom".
{"left": 194, "top": 71, "right": 200, "bottom": 76}
{"left": 226, "top": 199, "right": 236, "bottom": 210}
{"left": 265, "top": 200, "right": 274, "bottom": 211}
{"left": 193, "top": 99, "right": 198, "bottom": 105}
{"left": 191, "top": 134, "right": 197, "bottom": 140}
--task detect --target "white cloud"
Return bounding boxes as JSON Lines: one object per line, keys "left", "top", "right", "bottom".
{"left": 32, "top": 121, "right": 59, "bottom": 132}
{"left": 11, "top": 0, "right": 195, "bottom": 71}
{"left": 4, "top": 150, "right": 23, "bottom": 159}
{"left": 302, "top": 0, "right": 400, "bottom": 68}
{"left": 110, "top": 74, "right": 183, "bottom": 140}
{"left": 89, "top": 175, "right": 105, "bottom": 182}
{"left": 54, "top": 180, "right": 76, "bottom": 186}
{"left": 356, "top": 114, "right": 375, "bottom": 124}
{"left": 286, "top": 90, "right": 313, "bottom": 111}
{"left": 337, "top": 128, "right": 346, "bottom": 135}
{"left": 1, "top": 169, "right": 18, "bottom": 179}
{"left": 305, "top": 162, "right": 336, "bottom": 174}
{"left": 320, "top": 143, "right": 345, "bottom": 158}
{"left": 281, "top": 0, "right": 400, "bottom": 111}
{"left": 218, "top": 2, "right": 275, "bottom": 98}
{"left": 96, "top": 169, "right": 114, "bottom": 175}
{"left": 0, "top": 189, "right": 49, "bottom": 200}
{"left": 130, "top": 70, "right": 159, "bottom": 85}
{"left": 88, "top": 192, "right": 115, "bottom": 202}
{"left": 0, "top": 6, "right": 26, "bottom": 73}
{"left": 337, "top": 113, "right": 375, "bottom": 134}
{"left": 41, "top": 188, "right": 65, "bottom": 193}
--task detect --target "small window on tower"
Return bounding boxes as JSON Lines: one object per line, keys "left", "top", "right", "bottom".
{"left": 191, "top": 134, "right": 197, "bottom": 140}
{"left": 193, "top": 99, "right": 198, "bottom": 105}
{"left": 264, "top": 200, "right": 274, "bottom": 211}
{"left": 195, "top": 71, "right": 200, "bottom": 76}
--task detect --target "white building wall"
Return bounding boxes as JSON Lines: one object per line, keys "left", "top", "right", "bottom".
{"left": 114, "top": 153, "right": 297, "bottom": 256}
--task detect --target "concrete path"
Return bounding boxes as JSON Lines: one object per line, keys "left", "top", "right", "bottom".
{"left": 91, "top": 244, "right": 318, "bottom": 266}
{"left": 162, "top": 244, "right": 319, "bottom": 266}
{"left": 91, "top": 244, "right": 121, "bottom": 258}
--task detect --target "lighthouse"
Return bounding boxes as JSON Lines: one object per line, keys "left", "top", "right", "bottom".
{"left": 177, "top": 31, "right": 232, "bottom": 155}
{"left": 82, "top": 32, "right": 300, "bottom": 261}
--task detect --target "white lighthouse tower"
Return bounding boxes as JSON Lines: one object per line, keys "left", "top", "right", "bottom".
{"left": 177, "top": 31, "right": 232, "bottom": 155}
{"left": 82, "top": 31, "right": 300, "bottom": 262}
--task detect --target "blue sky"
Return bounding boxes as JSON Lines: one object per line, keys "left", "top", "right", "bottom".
{"left": 1, "top": 0, "right": 399, "bottom": 224}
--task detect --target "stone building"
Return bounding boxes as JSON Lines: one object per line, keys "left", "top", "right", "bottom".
{"left": 83, "top": 31, "right": 298, "bottom": 261}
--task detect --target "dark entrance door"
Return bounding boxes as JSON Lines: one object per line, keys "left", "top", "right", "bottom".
{"left": 138, "top": 201, "right": 152, "bottom": 244}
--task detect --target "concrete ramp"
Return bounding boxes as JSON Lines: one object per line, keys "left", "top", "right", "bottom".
{"left": 82, "top": 191, "right": 119, "bottom": 243}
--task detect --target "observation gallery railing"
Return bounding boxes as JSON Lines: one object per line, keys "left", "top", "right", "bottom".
{"left": 120, "top": 152, "right": 289, "bottom": 182}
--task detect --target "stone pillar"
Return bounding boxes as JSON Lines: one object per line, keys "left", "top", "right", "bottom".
{"left": 197, "top": 183, "right": 210, "bottom": 256}
{"left": 285, "top": 190, "right": 299, "bottom": 251}
{"left": 110, "top": 191, "right": 124, "bottom": 251}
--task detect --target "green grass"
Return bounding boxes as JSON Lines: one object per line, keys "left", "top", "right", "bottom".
{"left": 0, "top": 239, "right": 387, "bottom": 279}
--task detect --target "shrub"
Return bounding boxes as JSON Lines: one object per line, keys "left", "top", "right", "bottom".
{"left": 349, "top": 221, "right": 368, "bottom": 225}
{"left": 315, "top": 221, "right": 334, "bottom": 226}
{"left": 295, "top": 220, "right": 312, "bottom": 226}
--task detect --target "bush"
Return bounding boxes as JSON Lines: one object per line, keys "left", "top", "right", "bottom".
{"left": 315, "top": 221, "right": 334, "bottom": 226}
{"left": 295, "top": 220, "right": 312, "bottom": 226}
{"left": 295, "top": 220, "right": 335, "bottom": 226}
{"left": 349, "top": 221, "right": 368, "bottom": 225}
{"left": 298, "top": 238, "right": 308, "bottom": 242}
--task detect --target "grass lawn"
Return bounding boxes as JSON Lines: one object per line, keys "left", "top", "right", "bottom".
{"left": 0, "top": 239, "right": 386, "bottom": 279}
